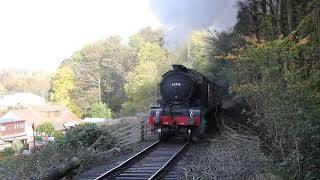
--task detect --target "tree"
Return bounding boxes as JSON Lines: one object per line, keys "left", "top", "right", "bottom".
{"left": 0, "top": 70, "right": 51, "bottom": 95}
{"left": 87, "top": 102, "right": 112, "bottom": 118}
{"left": 137, "top": 26, "right": 165, "bottom": 46}
{"left": 36, "top": 122, "right": 55, "bottom": 135}
{"left": 214, "top": 0, "right": 320, "bottom": 178}
{"left": 50, "top": 27, "right": 167, "bottom": 117}
{"left": 51, "top": 67, "right": 75, "bottom": 106}
{"left": 189, "top": 31, "right": 212, "bottom": 78}
{"left": 276, "top": 0, "right": 283, "bottom": 34}
{"left": 0, "top": 83, "right": 5, "bottom": 93}
{"left": 123, "top": 43, "right": 167, "bottom": 113}
{"left": 100, "top": 36, "right": 136, "bottom": 113}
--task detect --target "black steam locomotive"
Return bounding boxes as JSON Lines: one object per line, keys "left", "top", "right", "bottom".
{"left": 149, "top": 64, "right": 227, "bottom": 140}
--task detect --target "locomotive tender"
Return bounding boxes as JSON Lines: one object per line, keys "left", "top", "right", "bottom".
{"left": 149, "top": 64, "right": 227, "bottom": 140}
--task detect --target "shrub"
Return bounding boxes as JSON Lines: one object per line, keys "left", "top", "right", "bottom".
{"left": 36, "top": 122, "right": 55, "bottom": 135}
{"left": 35, "top": 136, "right": 43, "bottom": 141}
{"left": 59, "top": 123, "right": 115, "bottom": 150}
{"left": 52, "top": 130, "right": 63, "bottom": 139}
{"left": 232, "top": 37, "right": 320, "bottom": 178}
{"left": 1, "top": 147, "right": 14, "bottom": 157}
{"left": 0, "top": 123, "right": 117, "bottom": 179}
{"left": 11, "top": 140, "right": 24, "bottom": 153}
{"left": 87, "top": 102, "right": 112, "bottom": 118}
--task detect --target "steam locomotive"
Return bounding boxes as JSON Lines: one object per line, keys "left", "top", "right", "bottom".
{"left": 149, "top": 64, "right": 227, "bottom": 140}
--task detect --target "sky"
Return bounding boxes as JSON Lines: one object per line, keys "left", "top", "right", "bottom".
{"left": 0, "top": 0, "right": 238, "bottom": 71}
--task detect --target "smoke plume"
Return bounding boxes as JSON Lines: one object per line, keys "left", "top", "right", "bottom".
{"left": 149, "top": 0, "right": 239, "bottom": 46}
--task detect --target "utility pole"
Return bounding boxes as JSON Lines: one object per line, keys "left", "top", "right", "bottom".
{"left": 98, "top": 57, "right": 102, "bottom": 103}
{"left": 32, "top": 123, "right": 35, "bottom": 149}
{"left": 98, "top": 77, "right": 101, "bottom": 102}
{"left": 187, "top": 39, "right": 190, "bottom": 66}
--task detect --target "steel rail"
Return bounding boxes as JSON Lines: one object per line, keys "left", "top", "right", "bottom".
{"left": 94, "top": 140, "right": 160, "bottom": 180}
{"left": 148, "top": 141, "right": 189, "bottom": 180}
{"left": 94, "top": 140, "right": 189, "bottom": 180}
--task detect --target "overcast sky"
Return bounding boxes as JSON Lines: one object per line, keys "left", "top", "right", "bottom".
{"left": 0, "top": 0, "right": 238, "bottom": 71}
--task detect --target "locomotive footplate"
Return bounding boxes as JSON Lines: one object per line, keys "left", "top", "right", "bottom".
{"left": 149, "top": 106, "right": 201, "bottom": 140}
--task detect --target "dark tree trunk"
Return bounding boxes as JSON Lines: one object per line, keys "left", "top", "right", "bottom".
{"left": 287, "top": 0, "right": 293, "bottom": 32}
{"left": 277, "top": 0, "right": 283, "bottom": 34}
{"left": 268, "top": 0, "right": 275, "bottom": 15}
{"left": 252, "top": 0, "right": 260, "bottom": 38}
{"left": 261, "top": 0, "right": 267, "bottom": 14}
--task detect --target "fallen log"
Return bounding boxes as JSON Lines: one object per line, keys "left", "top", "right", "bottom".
{"left": 42, "top": 157, "right": 82, "bottom": 180}
{"left": 41, "top": 135, "right": 121, "bottom": 180}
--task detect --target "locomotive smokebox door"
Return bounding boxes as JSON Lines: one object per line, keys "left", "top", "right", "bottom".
{"left": 160, "top": 71, "right": 194, "bottom": 105}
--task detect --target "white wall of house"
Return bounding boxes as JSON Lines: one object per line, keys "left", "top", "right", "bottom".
{"left": 25, "top": 125, "right": 34, "bottom": 142}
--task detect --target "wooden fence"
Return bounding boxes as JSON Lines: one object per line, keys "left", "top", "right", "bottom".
{"left": 97, "top": 115, "right": 260, "bottom": 147}
{"left": 97, "top": 114, "right": 154, "bottom": 147}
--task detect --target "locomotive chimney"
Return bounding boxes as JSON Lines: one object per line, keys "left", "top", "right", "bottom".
{"left": 172, "top": 64, "right": 187, "bottom": 71}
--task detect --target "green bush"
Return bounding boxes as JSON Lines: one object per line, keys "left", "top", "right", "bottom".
{"left": 36, "top": 122, "right": 55, "bottom": 135}
{"left": 0, "top": 123, "right": 117, "bottom": 179}
{"left": 232, "top": 36, "right": 320, "bottom": 178}
{"left": 35, "top": 136, "right": 43, "bottom": 141}
{"left": 52, "top": 130, "right": 64, "bottom": 139}
{"left": 1, "top": 147, "right": 14, "bottom": 157}
{"left": 11, "top": 140, "right": 24, "bottom": 153}
{"left": 56, "top": 123, "right": 115, "bottom": 150}
{"left": 87, "top": 102, "right": 112, "bottom": 118}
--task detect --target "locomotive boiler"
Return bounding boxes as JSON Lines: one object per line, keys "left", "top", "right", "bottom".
{"left": 149, "top": 64, "right": 227, "bottom": 140}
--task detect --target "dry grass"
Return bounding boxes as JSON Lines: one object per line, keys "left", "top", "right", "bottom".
{"left": 182, "top": 135, "right": 267, "bottom": 180}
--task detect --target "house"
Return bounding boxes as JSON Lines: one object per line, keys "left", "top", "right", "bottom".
{"left": 0, "top": 93, "right": 45, "bottom": 110}
{"left": 0, "top": 118, "right": 27, "bottom": 142}
{"left": 1, "top": 104, "right": 82, "bottom": 143}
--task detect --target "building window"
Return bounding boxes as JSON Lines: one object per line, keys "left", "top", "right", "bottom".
{"left": 1, "top": 126, "right": 5, "bottom": 131}
{"left": 15, "top": 124, "right": 24, "bottom": 129}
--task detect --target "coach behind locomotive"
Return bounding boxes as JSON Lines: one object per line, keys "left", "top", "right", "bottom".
{"left": 149, "top": 64, "right": 227, "bottom": 141}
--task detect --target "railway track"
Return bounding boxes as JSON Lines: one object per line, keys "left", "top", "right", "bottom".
{"left": 95, "top": 140, "right": 189, "bottom": 180}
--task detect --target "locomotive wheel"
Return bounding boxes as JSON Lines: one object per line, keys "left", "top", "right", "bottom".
{"left": 190, "top": 128, "right": 200, "bottom": 142}
{"left": 185, "top": 128, "right": 191, "bottom": 141}
{"left": 159, "top": 126, "right": 169, "bottom": 141}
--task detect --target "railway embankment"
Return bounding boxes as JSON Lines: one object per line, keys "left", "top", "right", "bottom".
{"left": 77, "top": 118, "right": 271, "bottom": 180}
{"left": 0, "top": 115, "right": 271, "bottom": 179}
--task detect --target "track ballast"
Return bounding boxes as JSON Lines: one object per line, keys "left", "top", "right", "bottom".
{"left": 95, "top": 140, "right": 189, "bottom": 180}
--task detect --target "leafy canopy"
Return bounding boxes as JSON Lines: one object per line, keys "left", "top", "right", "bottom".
{"left": 123, "top": 43, "right": 167, "bottom": 113}
{"left": 36, "top": 122, "right": 55, "bottom": 135}
{"left": 87, "top": 102, "right": 112, "bottom": 118}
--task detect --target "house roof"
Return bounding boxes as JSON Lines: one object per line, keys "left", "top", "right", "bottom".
{"left": 0, "top": 93, "right": 45, "bottom": 107}
{"left": 0, "top": 117, "right": 25, "bottom": 124}
{"left": 1, "top": 105, "right": 82, "bottom": 130}
{"left": 32, "top": 104, "right": 68, "bottom": 112}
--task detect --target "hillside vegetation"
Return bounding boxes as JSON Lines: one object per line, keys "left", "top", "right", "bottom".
{"left": 210, "top": 0, "right": 320, "bottom": 178}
